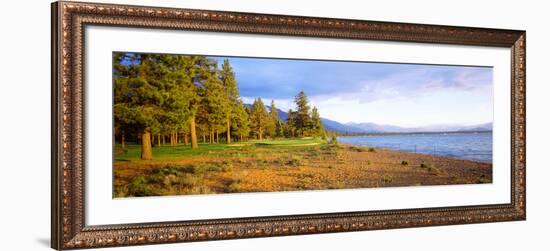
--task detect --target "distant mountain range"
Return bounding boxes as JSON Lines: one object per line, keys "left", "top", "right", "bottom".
{"left": 345, "top": 122, "right": 493, "bottom": 133}
{"left": 247, "top": 104, "right": 492, "bottom": 134}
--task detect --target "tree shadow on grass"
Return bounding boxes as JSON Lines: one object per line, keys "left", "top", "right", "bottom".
{"left": 114, "top": 158, "right": 131, "bottom": 162}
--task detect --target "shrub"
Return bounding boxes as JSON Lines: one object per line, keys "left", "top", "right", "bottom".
{"left": 114, "top": 187, "right": 128, "bottom": 197}
{"left": 127, "top": 175, "right": 154, "bottom": 197}
{"left": 420, "top": 163, "right": 429, "bottom": 168}
{"left": 148, "top": 164, "right": 187, "bottom": 174}
{"left": 296, "top": 178, "right": 311, "bottom": 189}
{"left": 381, "top": 175, "right": 393, "bottom": 183}
{"left": 478, "top": 175, "right": 491, "bottom": 184}
{"left": 189, "top": 185, "right": 212, "bottom": 194}
{"left": 328, "top": 181, "right": 345, "bottom": 189}
{"left": 224, "top": 180, "right": 242, "bottom": 193}
{"left": 148, "top": 171, "right": 167, "bottom": 184}
{"left": 401, "top": 160, "right": 409, "bottom": 166}
{"left": 272, "top": 158, "right": 283, "bottom": 165}
{"left": 162, "top": 174, "right": 178, "bottom": 187}
{"left": 256, "top": 159, "right": 269, "bottom": 167}
{"left": 181, "top": 165, "right": 200, "bottom": 174}
{"left": 199, "top": 163, "right": 222, "bottom": 172}
{"left": 366, "top": 160, "right": 371, "bottom": 165}
{"left": 321, "top": 143, "right": 342, "bottom": 152}
{"left": 296, "top": 173, "right": 316, "bottom": 179}
{"left": 427, "top": 166, "right": 441, "bottom": 175}
{"left": 309, "top": 150, "right": 322, "bottom": 157}
{"left": 350, "top": 146, "right": 366, "bottom": 152}
{"left": 368, "top": 148, "right": 376, "bottom": 152}
{"left": 182, "top": 162, "right": 232, "bottom": 174}
{"left": 177, "top": 173, "right": 201, "bottom": 187}
{"left": 220, "top": 161, "right": 234, "bottom": 172}
{"left": 286, "top": 156, "right": 304, "bottom": 167}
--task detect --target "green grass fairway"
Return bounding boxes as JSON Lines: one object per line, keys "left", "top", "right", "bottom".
{"left": 114, "top": 138, "right": 326, "bottom": 162}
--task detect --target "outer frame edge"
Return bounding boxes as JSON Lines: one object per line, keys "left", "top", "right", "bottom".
{"left": 51, "top": 1, "right": 62, "bottom": 250}
{"left": 51, "top": 1, "right": 527, "bottom": 249}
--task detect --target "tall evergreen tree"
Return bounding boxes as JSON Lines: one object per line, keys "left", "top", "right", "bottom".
{"left": 157, "top": 54, "right": 198, "bottom": 148}
{"left": 250, "top": 98, "right": 269, "bottom": 140}
{"left": 311, "top": 106, "right": 325, "bottom": 138}
{"left": 220, "top": 59, "right": 239, "bottom": 144}
{"left": 293, "top": 91, "right": 311, "bottom": 137}
{"left": 113, "top": 52, "right": 138, "bottom": 148}
{"left": 284, "top": 109, "right": 296, "bottom": 138}
{"left": 275, "top": 120, "right": 284, "bottom": 138}
{"left": 232, "top": 101, "right": 251, "bottom": 142}
{"left": 198, "top": 58, "right": 227, "bottom": 144}
{"left": 266, "top": 100, "right": 278, "bottom": 137}
{"left": 184, "top": 56, "right": 204, "bottom": 149}
{"left": 113, "top": 53, "right": 164, "bottom": 160}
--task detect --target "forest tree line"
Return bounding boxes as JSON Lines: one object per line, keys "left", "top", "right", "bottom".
{"left": 114, "top": 53, "right": 326, "bottom": 160}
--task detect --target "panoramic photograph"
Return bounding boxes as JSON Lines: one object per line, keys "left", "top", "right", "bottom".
{"left": 113, "top": 52, "right": 493, "bottom": 198}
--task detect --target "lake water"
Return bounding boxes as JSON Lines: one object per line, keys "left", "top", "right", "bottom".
{"left": 338, "top": 132, "right": 492, "bottom": 163}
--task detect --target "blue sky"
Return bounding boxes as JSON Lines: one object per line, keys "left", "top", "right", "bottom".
{"left": 213, "top": 56, "right": 493, "bottom": 127}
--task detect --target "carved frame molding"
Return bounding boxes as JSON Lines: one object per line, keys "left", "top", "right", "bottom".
{"left": 51, "top": 1, "right": 526, "bottom": 249}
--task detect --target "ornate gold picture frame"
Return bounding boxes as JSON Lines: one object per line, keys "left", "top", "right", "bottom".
{"left": 51, "top": 1, "right": 526, "bottom": 249}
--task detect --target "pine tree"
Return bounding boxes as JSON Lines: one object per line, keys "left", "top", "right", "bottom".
{"left": 250, "top": 98, "right": 269, "bottom": 140}
{"left": 220, "top": 59, "right": 239, "bottom": 144}
{"left": 155, "top": 55, "right": 192, "bottom": 148}
{"left": 275, "top": 120, "right": 284, "bottom": 138}
{"left": 232, "top": 101, "right": 251, "bottom": 142}
{"left": 198, "top": 58, "right": 227, "bottom": 144}
{"left": 158, "top": 54, "right": 204, "bottom": 149}
{"left": 311, "top": 106, "right": 325, "bottom": 138}
{"left": 113, "top": 52, "right": 136, "bottom": 148}
{"left": 284, "top": 109, "right": 296, "bottom": 138}
{"left": 293, "top": 91, "right": 312, "bottom": 137}
{"left": 266, "top": 100, "right": 278, "bottom": 137}
{"left": 113, "top": 53, "right": 164, "bottom": 160}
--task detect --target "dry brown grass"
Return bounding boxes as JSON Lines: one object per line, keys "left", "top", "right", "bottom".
{"left": 114, "top": 144, "right": 492, "bottom": 197}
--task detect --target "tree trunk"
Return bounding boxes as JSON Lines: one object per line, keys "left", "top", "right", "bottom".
{"left": 121, "top": 130, "right": 126, "bottom": 148}
{"left": 190, "top": 115, "right": 198, "bottom": 149}
{"left": 184, "top": 133, "right": 189, "bottom": 145}
{"left": 226, "top": 117, "right": 231, "bottom": 144}
{"left": 151, "top": 133, "right": 155, "bottom": 146}
{"left": 157, "top": 133, "right": 161, "bottom": 147}
{"left": 202, "top": 134, "right": 206, "bottom": 143}
{"left": 240, "top": 134, "right": 243, "bottom": 142}
{"left": 170, "top": 130, "right": 175, "bottom": 146}
{"left": 259, "top": 127, "right": 263, "bottom": 140}
{"left": 169, "top": 130, "right": 174, "bottom": 146}
{"left": 216, "top": 129, "right": 219, "bottom": 144}
{"left": 140, "top": 128, "right": 153, "bottom": 160}
{"left": 210, "top": 128, "right": 214, "bottom": 144}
